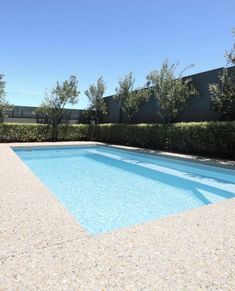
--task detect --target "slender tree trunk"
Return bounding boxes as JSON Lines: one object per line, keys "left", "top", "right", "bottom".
{"left": 52, "top": 124, "right": 58, "bottom": 141}
{"left": 96, "top": 110, "right": 100, "bottom": 124}
{"left": 52, "top": 116, "right": 60, "bottom": 141}
{"left": 129, "top": 115, "right": 134, "bottom": 124}
{"left": 119, "top": 103, "right": 123, "bottom": 123}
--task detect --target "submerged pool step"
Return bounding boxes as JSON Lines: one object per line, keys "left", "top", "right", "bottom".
{"left": 87, "top": 149, "right": 235, "bottom": 194}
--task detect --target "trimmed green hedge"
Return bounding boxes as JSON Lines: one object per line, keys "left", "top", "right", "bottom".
{"left": 0, "top": 123, "right": 90, "bottom": 142}
{"left": 94, "top": 122, "right": 235, "bottom": 158}
{"left": 168, "top": 121, "right": 235, "bottom": 158}
{"left": 57, "top": 124, "right": 91, "bottom": 141}
{"left": 0, "top": 123, "right": 52, "bottom": 142}
{"left": 93, "top": 123, "right": 168, "bottom": 149}
{"left": 0, "top": 121, "right": 234, "bottom": 158}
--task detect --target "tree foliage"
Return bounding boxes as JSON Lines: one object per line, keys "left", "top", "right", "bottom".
{"left": 146, "top": 60, "right": 198, "bottom": 123}
{"left": 225, "top": 29, "right": 235, "bottom": 65}
{"left": 0, "top": 74, "right": 12, "bottom": 123}
{"left": 35, "top": 75, "right": 80, "bottom": 140}
{"left": 85, "top": 77, "right": 107, "bottom": 124}
{"left": 115, "top": 72, "right": 149, "bottom": 122}
{"left": 209, "top": 31, "right": 235, "bottom": 120}
{"left": 209, "top": 69, "right": 235, "bottom": 119}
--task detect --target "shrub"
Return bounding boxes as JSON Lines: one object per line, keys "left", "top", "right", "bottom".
{"left": 0, "top": 123, "right": 52, "bottom": 142}
{"left": 0, "top": 121, "right": 234, "bottom": 159}
{"left": 93, "top": 124, "right": 129, "bottom": 144}
{"left": 168, "top": 121, "right": 235, "bottom": 158}
{"left": 93, "top": 122, "right": 235, "bottom": 158}
{"left": 0, "top": 123, "right": 92, "bottom": 143}
{"left": 93, "top": 123, "right": 168, "bottom": 149}
{"left": 57, "top": 124, "right": 90, "bottom": 141}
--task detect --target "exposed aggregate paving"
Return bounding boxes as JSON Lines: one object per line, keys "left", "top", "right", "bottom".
{"left": 0, "top": 142, "right": 235, "bottom": 290}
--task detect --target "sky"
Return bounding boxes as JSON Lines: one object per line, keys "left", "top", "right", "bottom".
{"left": 0, "top": 0, "right": 234, "bottom": 109}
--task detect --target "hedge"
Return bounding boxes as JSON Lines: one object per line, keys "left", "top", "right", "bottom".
{"left": 56, "top": 124, "right": 91, "bottom": 141}
{"left": 0, "top": 123, "right": 90, "bottom": 143}
{"left": 0, "top": 121, "right": 234, "bottom": 158}
{"left": 93, "top": 123, "right": 168, "bottom": 149}
{"left": 168, "top": 121, "right": 235, "bottom": 158}
{"left": 0, "top": 123, "right": 52, "bottom": 142}
{"left": 93, "top": 122, "right": 235, "bottom": 158}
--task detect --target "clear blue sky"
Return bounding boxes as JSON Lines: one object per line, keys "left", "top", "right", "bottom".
{"left": 0, "top": 0, "right": 234, "bottom": 109}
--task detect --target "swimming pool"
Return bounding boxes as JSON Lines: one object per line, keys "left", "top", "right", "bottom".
{"left": 14, "top": 145, "right": 235, "bottom": 235}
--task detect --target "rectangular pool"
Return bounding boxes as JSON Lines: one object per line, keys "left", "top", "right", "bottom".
{"left": 14, "top": 145, "right": 235, "bottom": 235}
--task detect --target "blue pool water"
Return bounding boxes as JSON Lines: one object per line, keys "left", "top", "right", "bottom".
{"left": 14, "top": 145, "right": 235, "bottom": 235}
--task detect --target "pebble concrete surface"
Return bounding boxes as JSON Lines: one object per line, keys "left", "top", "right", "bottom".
{"left": 0, "top": 142, "right": 235, "bottom": 290}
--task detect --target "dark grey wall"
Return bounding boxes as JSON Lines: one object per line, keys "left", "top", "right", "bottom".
{"left": 101, "top": 67, "right": 235, "bottom": 123}
{"left": 175, "top": 68, "right": 221, "bottom": 122}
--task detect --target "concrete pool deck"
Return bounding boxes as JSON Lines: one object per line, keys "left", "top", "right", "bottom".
{"left": 0, "top": 141, "right": 235, "bottom": 290}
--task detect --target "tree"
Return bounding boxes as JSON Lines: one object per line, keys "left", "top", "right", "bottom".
{"left": 146, "top": 60, "right": 198, "bottom": 123}
{"left": 209, "top": 69, "right": 235, "bottom": 120}
{"left": 85, "top": 77, "right": 107, "bottom": 124}
{"left": 225, "top": 29, "right": 235, "bottom": 65}
{"left": 209, "top": 31, "right": 235, "bottom": 120}
{"left": 115, "top": 72, "right": 148, "bottom": 122}
{"left": 0, "top": 74, "right": 12, "bottom": 123}
{"left": 36, "top": 75, "right": 80, "bottom": 140}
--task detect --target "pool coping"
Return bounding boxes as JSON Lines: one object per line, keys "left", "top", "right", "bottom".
{"left": 1, "top": 141, "right": 235, "bottom": 289}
